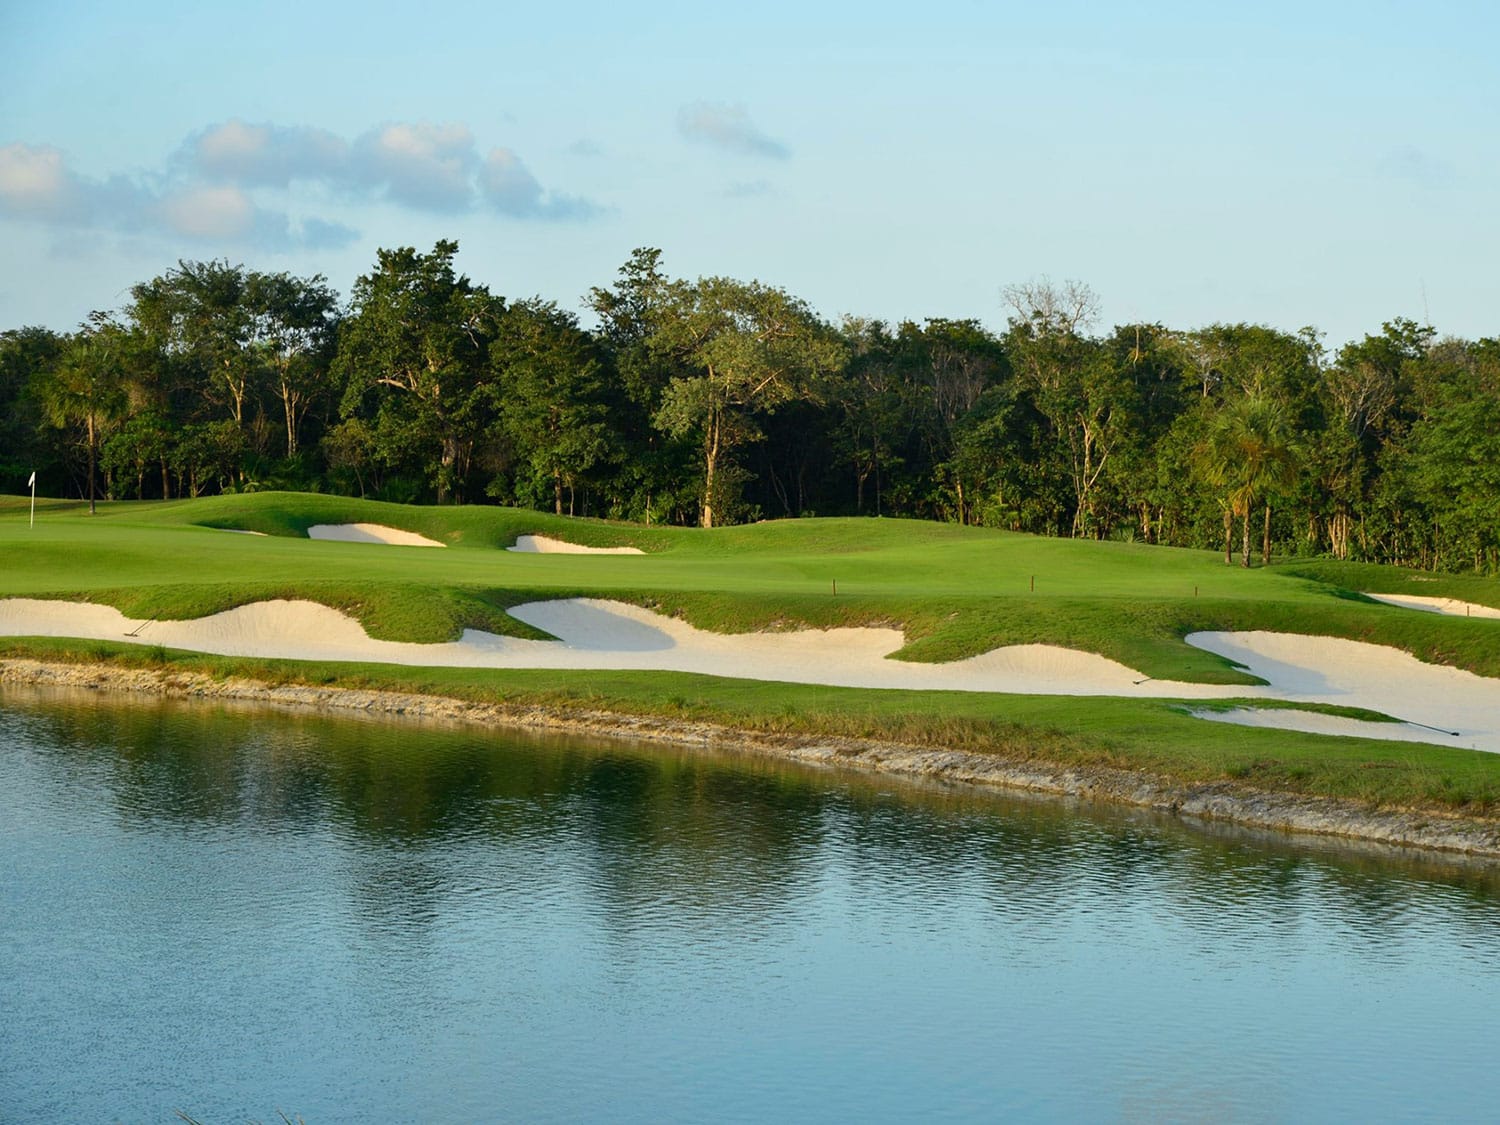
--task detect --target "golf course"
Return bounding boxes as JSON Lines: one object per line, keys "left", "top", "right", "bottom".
{"left": 5, "top": 491, "right": 1500, "bottom": 844}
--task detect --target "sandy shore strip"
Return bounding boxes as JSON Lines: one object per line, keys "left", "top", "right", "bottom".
{"left": 507, "top": 535, "right": 644, "bottom": 554}
{"left": 5, "top": 657, "right": 1499, "bottom": 860}
{"left": 306, "top": 523, "right": 445, "bottom": 547}
{"left": 1365, "top": 593, "right": 1500, "bottom": 619}
{"left": 3, "top": 597, "right": 1500, "bottom": 752}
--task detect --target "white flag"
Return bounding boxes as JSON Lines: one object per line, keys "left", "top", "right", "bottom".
{"left": 27, "top": 471, "right": 35, "bottom": 488}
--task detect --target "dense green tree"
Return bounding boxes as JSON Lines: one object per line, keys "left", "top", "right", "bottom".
{"left": 37, "top": 314, "right": 132, "bottom": 514}
{"left": 831, "top": 319, "right": 901, "bottom": 514}
{"left": 1399, "top": 338, "right": 1500, "bottom": 571}
{"left": 131, "top": 260, "right": 259, "bottom": 430}
{"left": 0, "top": 326, "right": 65, "bottom": 493}
{"left": 101, "top": 410, "right": 172, "bottom": 500}
{"left": 1310, "top": 319, "right": 1432, "bottom": 558}
{"left": 321, "top": 417, "right": 380, "bottom": 499}
{"left": 171, "top": 419, "right": 246, "bottom": 498}
{"left": 1003, "top": 279, "right": 1128, "bottom": 537}
{"left": 244, "top": 271, "right": 340, "bottom": 459}
{"left": 335, "top": 241, "right": 501, "bottom": 503}
{"left": 7, "top": 244, "right": 1500, "bottom": 573}
{"left": 586, "top": 248, "right": 698, "bottom": 522}
{"left": 650, "top": 277, "right": 846, "bottom": 527}
{"left": 1098, "top": 324, "right": 1189, "bottom": 542}
{"left": 492, "top": 299, "right": 611, "bottom": 515}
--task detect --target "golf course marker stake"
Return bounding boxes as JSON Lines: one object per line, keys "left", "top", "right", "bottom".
{"left": 1404, "top": 718, "right": 1462, "bottom": 737}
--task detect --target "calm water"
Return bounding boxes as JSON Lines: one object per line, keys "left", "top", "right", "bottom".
{"left": 4, "top": 687, "right": 1500, "bottom": 1123}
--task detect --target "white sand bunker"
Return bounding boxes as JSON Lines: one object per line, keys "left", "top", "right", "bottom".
{"left": 0, "top": 597, "right": 1207, "bottom": 697}
{"left": 4, "top": 599, "right": 1500, "bottom": 753}
{"left": 1365, "top": 593, "right": 1500, "bottom": 619}
{"left": 1185, "top": 631, "right": 1500, "bottom": 753}
{"left": 507, "top": 535, "right": 643, "bottom": 555}
{"left": 307, "top": 523, "right": 444, "bottom": 547}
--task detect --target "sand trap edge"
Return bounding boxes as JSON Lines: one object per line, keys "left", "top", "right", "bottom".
{"left": 507, "top": 535, "right": 644, "bottom": 555}
{"left": 307, "top": 523, "right": 445, "bottom": 547}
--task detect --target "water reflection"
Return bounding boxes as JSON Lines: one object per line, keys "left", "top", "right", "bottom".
{"left": 5, "top": 683, "right": 1500, "bottom": 1122}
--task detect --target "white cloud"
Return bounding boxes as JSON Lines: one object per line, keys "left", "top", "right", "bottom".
{"left": 0, "top": 119, "right": 601, "bottom": 253}
{"left": 156, "top": 185, "right": 257, "bottom": 239}
{"left": 481, "top": 147, "right": 543, "bottom": 213}
{"left": 187, "top": 118, "right": 486, "bottom": 209}
{"left": 352, "top": 122, "right": 477, "bottom": 211}
{"left": 0, "top": 143, "right": 84, "bottom": 219}
{"left": 188, "top": 120, "right": 348, "bottom": 187}
{"left": 678, "top": 103, "right": 790, "bottom": 160}
{"left": 479, "top": 147, "right": 596, "bottom": 220}
{"left": 187, "top": 119, "right": 601, "bottom": 219}
{"left": 0, "top": 141, "right": 352, "bottom": 251}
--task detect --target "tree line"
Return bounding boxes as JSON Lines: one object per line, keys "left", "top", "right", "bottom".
{"left": 3, "top": 241, "right": 1498, "bottom": 572}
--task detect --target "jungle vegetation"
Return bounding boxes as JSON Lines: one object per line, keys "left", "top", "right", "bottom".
{"left": 4, "top": 242, "right": 1498, "bottom": 572}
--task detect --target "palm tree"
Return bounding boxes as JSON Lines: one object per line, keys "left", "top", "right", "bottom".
{"left": 1194, "top": 392, "right": 1299, "bottom": 566}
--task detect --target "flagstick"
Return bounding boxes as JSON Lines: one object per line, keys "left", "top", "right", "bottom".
{"left": 29, "top": 472, "right": 35, "bottom": 529}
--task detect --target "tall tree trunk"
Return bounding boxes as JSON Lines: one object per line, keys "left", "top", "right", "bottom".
{"left": 1241, "top": 507, "right": 1251, "bottom": 568}
{"left": 701, "top": 409, "right": 720, "bottom": 529}
{"left": 554, "top": 469, "right": 563, "bottom": 516}
{"left": 224, "top": 359, "right": 245, "bottom": 426}
{"left": 437, "top": 431, "right": 460, "bottom": 505}
{"left": 280, "top": 379, "right": 299, "bottom": 458}
{"left": 86, "top": 412, "right": 97, "bottom": 515}
{"left": 1224, "top": 506, "right": 1233, "bottom": 565}
{"left": 1262, "top": 502, "right": 1272, "bottom": 566}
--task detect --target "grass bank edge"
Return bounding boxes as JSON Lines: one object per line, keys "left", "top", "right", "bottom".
{"left": 4, "top": 636, "right": 1499, "bottom": 818}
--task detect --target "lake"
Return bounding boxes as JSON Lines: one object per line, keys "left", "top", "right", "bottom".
{"left": 4, "top": 684, "right": 1499, "bottom": 1122}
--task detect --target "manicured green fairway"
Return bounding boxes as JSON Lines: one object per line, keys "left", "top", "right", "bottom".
{"left": 5, "top": 492, "right": 1500, "bottom": 816}
{"left": 5, "top": 492, "right": 1500, "bottom": 680}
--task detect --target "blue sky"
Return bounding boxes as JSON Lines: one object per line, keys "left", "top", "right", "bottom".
{"left": 2, "top": 0, "right": 1496, "bottom": 347}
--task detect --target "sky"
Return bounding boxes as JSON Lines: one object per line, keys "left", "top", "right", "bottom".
{"left": 2, "top": 0, "right": 1496, "bottom": 348}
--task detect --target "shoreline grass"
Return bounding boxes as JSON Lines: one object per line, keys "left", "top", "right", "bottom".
{"left": 4, "top": 634, "right": 1500, "bottom": 820}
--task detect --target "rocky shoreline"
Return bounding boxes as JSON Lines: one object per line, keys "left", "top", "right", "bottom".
{"left": 5, "top": 656, "right": 1500, "bottom": 860}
